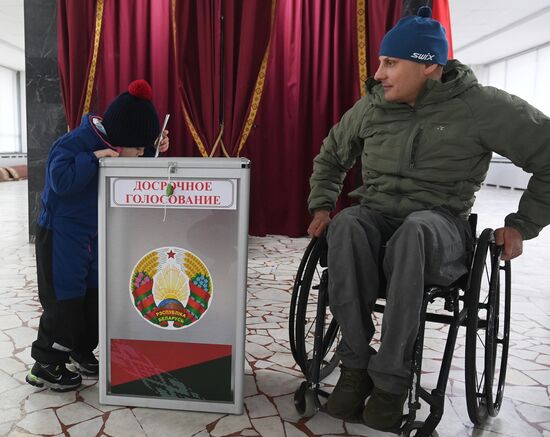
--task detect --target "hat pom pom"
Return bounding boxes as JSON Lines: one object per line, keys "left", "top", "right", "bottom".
{"left": 128, "top": 79, "right": 153, "bottom": 101}
{"left": 417, "top": 6, "right": 432, "bottom": 18}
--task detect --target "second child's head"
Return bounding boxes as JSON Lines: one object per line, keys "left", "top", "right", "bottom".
{"left": 102, "top": 80, "right": 160, "bottom": 156}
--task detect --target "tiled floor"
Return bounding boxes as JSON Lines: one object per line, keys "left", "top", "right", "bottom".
{"left": 0, "top": 180, "right": 549, "bottom": 437}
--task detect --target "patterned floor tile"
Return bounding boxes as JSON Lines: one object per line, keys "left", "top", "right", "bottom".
{"left": 0, "top": 180, "right": 549, "bottom": 436}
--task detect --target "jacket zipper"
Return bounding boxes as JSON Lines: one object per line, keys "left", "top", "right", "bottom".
{"left": 409, "top": 125, "right": 422, "bottom": 168}
{"left": 400, "top": 108, "right": 420, "bottom": 173}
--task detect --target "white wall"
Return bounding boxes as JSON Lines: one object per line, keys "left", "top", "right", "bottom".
{"left": 470, "top": 43, "right": 550, "bottom": 117}
{"left": 0, "top": 40, "right": 24, "bottom": 72}
{"left": 470, "top": 43, "right": 550, "bottom": 189}
{"left": 0, "top": 1, "right": 26, "bottom": 157}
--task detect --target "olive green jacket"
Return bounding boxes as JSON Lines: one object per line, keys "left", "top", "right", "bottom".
{"left": 308, "top": 60, "right": 550, "bottom": 240}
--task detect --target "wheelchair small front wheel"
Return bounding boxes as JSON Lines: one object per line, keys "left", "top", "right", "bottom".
{"left": 294, "top": 381, "right": 320, "bottom": 417}
{"left": 403, "top": 422, "right": 440, "bottom": 437}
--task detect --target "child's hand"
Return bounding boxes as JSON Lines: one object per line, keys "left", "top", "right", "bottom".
{"left": 94, "top": 148, "right": 119, "bottom": 158}
{"left": 158, "top": 130, "right": 169, "bottom": 153}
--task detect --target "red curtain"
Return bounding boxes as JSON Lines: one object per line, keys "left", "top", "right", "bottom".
{"left": 57, "top": 0, "right": 98, "bottom": 129}
{"left": 432, "top": 0, "right": 454, "bottom": 59}
{"left": 172, "top": 1, "right": 219, "bottom": 156}
{"left": 93, "top": 0, "right": 192, "bottom": 157}
{"left": 57, "top": 0, "right": 193, "bottom": 155}
{"left": 243, "top": 0, "right": 364, "bottom": 236}
{"left": 367, "top": 0, "right": 403, "bottom": 74}
{"left": 222, "top": 1, "right": 274, "bottom": 157}
{"left": 172, "top": 0, "right": 272, "bottom": 157}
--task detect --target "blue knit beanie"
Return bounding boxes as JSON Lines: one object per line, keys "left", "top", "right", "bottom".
{"left": 379, "top": 6, "right": 448, "bottom": 65}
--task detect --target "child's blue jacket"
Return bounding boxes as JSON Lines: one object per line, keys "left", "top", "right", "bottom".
{"left": 38, "top": 114, "right": 111, "bottom": 300}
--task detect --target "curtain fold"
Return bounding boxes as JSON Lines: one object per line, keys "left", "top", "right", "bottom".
{"left": 225, "top": 0, "right": 275, "bottom": 157}
{"left": 95, "top": 1, "right": 167, "bottom": 126}
{"left": 244, "top": 0, "right": 364, "bottom": 236}
{"left": 57, "top": 0, "right": 100, "bottom": 129}
{"left": 171, "top": 0, "right": 272, "bottom": 157}
{"left": 172, "top": 0, "right": 219, "bottom": 156}
{"left": 367, "top": 0, "right": 402, "bottom": 74}
{"left": 92, "top": 0, "right": 192, "bottom": 156}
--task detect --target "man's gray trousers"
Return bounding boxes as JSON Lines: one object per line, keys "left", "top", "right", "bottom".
{"left": 326, "top": 205, "right": 470, "bottom": 394}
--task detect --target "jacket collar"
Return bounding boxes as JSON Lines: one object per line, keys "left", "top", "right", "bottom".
{"left": 79, "top": 113, "right": 118, "bottom": 151}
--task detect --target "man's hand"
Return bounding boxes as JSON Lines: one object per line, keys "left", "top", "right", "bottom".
{"left": 307, "top": 209, "right": 331, "bottom": 238}
{"left": 494, "top": 226, "right": 523, "bottom": 260}
{"left": 158, "top": 129, "right": 169, "bottom": 153}
{"left": 94, "top": 148, "right": 119, "bottom": 159}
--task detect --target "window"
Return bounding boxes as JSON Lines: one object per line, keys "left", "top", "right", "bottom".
{"left": 0, "top": 65, "right": 22, "bottom": 153}
{"left": 506, "top": 51, "right": 537, "bottom": 106}
{"left": 534, "top": 45, "right": 550, "bottom": 117}
{"left": 475, "top": 43, "right": 550, "bottom": 118}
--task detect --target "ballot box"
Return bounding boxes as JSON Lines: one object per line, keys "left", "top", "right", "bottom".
{"left": 97, "top": 157, "right": 250, "bottom": 414}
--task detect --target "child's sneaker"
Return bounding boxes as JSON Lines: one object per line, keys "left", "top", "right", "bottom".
{"left": 70, "top": 352, "right": 99, "bottom": 376}
{"left": 26, "top": 362, "right": 82, "bottom": 392}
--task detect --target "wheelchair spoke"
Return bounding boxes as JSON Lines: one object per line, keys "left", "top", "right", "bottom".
{"left": 476, "top": 331, "right": 486, "bottom": 348}
{"left": 476, "top": 369, "right": 486, "bottom": 395}
{"left": 314, "top": 266, "right": 323, "bottom": 282}
{"left": 305, "top": 318, "right": 316, "bottom": 339}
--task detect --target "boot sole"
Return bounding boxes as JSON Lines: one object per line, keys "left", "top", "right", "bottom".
{"left": 70, "top": 358, "right": 99, "bottom": 376}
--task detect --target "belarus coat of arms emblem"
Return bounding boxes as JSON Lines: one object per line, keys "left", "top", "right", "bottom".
{"left": 129, "top": 247, "right": 212, "bottom": 329}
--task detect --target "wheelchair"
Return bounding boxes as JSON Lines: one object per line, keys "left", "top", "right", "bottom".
{"left": 289, "top": 214, "right": 511, "bottom": 436}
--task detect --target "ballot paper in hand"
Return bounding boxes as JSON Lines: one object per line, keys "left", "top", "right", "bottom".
{"left": 154, "top": 114, "right": 170, "bottom": 157}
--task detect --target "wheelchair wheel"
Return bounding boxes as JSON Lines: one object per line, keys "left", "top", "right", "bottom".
{"left": 464, "top": 228, "right": 511, "bottom": 424}
{"left": 289, "top": 236, "right": 340, "bottom": 380}
{"left": 289, "top": 237, "right": 317, "bottom": 366}
{"left": 484, "top": 248, "right": 511, "bottom": 417}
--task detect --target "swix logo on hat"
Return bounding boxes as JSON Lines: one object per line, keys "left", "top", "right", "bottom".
{"left": 411, "top": 52, "right": 436, "bottom": 61}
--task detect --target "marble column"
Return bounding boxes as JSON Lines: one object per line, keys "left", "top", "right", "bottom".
{"left": 24, "top": 0, "right": 66, "bottom": 242}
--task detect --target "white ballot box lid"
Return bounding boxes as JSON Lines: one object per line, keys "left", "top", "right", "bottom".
{"left": 100, "top": 157, "right": 250, "bottom": 169}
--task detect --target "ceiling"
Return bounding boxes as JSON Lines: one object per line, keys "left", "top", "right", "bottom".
{"left": 0, "top": 0, "right": 24, "bottom": 71}
{"left": 450, "top": 0, "right": 550, "bottom": 65}
{"left": 0, "top": 0, "right": 549, "bottom": 71}
{"left": 0, "top": 0, "right": 23, "bottom": 48}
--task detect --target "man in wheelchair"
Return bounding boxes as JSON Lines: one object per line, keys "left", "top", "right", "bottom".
{"left": 306, "top": 6, "right": 550, "bottom": 432}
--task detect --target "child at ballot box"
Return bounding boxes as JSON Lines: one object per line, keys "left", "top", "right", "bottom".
{"left": 27, "top": 79, "right": 169, "bottom": 392}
